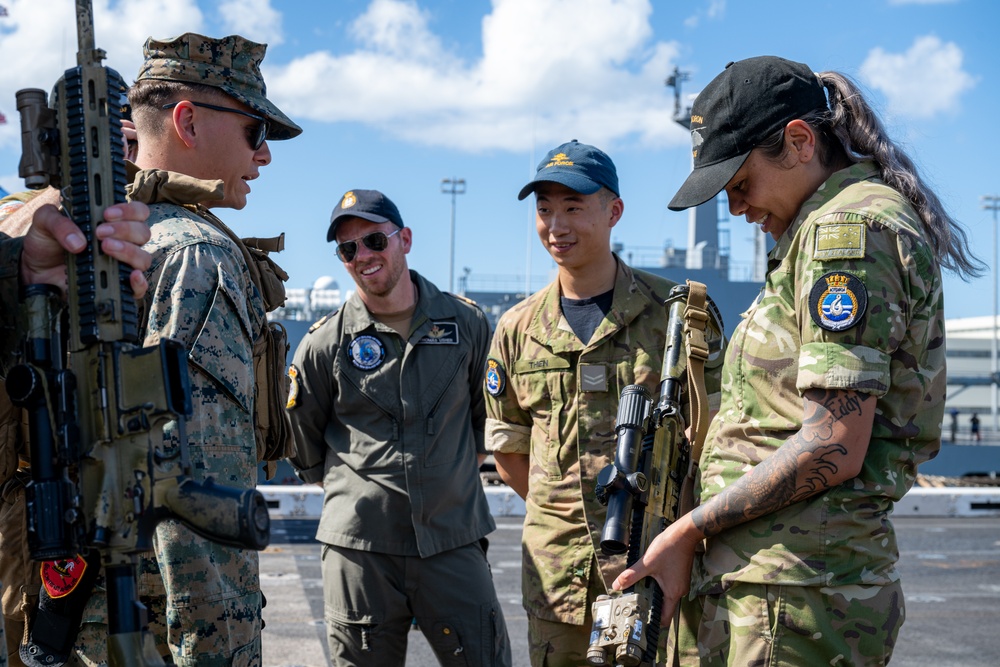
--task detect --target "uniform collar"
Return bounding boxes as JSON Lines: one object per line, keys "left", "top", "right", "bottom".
{"left": 769, "top": 160, "right": 881, "bottom": 266}
{"left": 342, "top": 270, "right": 458, "bottom": 336}
{"left": 526, "top": 254, "right": 652, "bottom": 352}
{"left": 125, "top": 162, "right": 225, "bottom": 210}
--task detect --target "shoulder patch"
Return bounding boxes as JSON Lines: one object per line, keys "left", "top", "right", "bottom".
{"left": 485, "top": 357, "right": 506, "bottom": 397}
{"left": 814, "top": 223, "right": 865, "bottom": 260}
{"left": 286, "top": 364, "right": 300, "bottom": 409}
{"left": 308, "top": 310, "right": 338, "bottom": 334}
{"left": 809, "top": 271, "right": 867, "bottom": 331}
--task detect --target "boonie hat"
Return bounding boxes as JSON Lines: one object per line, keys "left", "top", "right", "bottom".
{"left": 327, "top": 189, "right": 405, "bottom": 243}
{"left": 518, "top": 140, "right": 619, "bottom": 200}
{"left": 668, "top": 55, "right": 828, "bottom": 211}
{"left": 136, "top": 32, "right": 302, "bottom": 141}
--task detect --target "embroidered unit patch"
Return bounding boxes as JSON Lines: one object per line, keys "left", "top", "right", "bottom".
{"left": 809, "top": 271, "right": 867, "bottom": 331}
{"left": 348, "top": 335, "right": 385, "bottom": 370}
{"left": 485, "top": 358, "right": 506, "bottom": 397}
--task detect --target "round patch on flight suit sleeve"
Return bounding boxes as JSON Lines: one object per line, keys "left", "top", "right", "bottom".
{"left": 808, "top": 271, "right": 867, "bottom": 332}
{"left": 286, "top": 364, "right": 300, "bottom": 409}
{"left": 485, "top": 357, "right": 506, "bottom": 397}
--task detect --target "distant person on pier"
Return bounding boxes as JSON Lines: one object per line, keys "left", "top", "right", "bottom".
{"left": 970, "top": 412, "right": 981, "bottom": 441}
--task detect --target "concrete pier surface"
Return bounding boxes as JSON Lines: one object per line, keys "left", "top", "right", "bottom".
{"left": 259, "top": 515, "right": 1000, "bottom": 667}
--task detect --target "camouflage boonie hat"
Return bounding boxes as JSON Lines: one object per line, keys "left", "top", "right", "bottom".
{"left": 136, "top": 32, "right": 302, "bottom": 141}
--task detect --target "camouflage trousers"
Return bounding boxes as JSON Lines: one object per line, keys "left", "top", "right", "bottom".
{"left": 71, "top": 520, "right": 263, "bottom": 667}
{"left": 672, "top": 581, "right": 904, "bottom": 666}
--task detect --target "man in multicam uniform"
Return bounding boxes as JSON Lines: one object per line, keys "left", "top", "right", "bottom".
{"left": 286, "top": 189, "right": 511, "bottom": 666}
{"left": 616, "top": 56, "right": 980, "bottom": 666}
{"left": 69, "top": 33, "right": 301, "bottom": 666}
{"left": 0, "top": 196, "right": 153, "bottom": 667}
{"left": 484, "top": 140, "right": 723, "bottom": 667}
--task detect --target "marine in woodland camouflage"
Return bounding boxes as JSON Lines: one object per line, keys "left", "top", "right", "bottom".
{"left": 485, "top": 258, "right": 723, "bottom": 625}
{"left": 694, "top": 160, "right": 946, "bottom": 593}
{"left": 73, "top": 168, "right": 265, "bottom": 667}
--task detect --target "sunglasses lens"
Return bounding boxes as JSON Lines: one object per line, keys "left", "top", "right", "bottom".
{"left": 336, "top": 241, "right": 358, "bottom": 263}
{"left": 250, "top": 121, "right": 268, "bottom": 150}
{"left": 362, "top": 232, "right": 389, "bottom": 252}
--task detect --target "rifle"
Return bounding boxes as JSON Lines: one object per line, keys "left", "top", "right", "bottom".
{"left": 587, "top": 281, "right": 723, "bottom": 667}
{"left": 7, "top": 2, "right": 271, "bottom": 665}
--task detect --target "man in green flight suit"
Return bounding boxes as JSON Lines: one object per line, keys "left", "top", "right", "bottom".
{"left": 286, "top": 189, "right": 511, "bottom": 666}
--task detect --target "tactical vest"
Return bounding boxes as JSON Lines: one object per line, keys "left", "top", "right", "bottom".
{"left": 187, "top": 211, "right": 295, "bottom": 481}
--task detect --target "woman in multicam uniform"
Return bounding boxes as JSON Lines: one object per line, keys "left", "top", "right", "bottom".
{"left": 614, "top": 55, "right": 982, "bottom": 666}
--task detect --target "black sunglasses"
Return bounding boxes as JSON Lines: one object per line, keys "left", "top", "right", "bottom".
{"left": 335, "top": 228, "right": 401, "bottom": 263}
{"left": 161, "top": 101, "right": 269, "bottom": 150}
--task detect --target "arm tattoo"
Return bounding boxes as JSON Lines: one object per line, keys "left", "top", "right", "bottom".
{"left": 691, "top": 389, "right": 870, "bottom": 538}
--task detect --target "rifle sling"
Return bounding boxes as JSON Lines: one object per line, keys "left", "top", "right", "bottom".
{"left": 683, "top": 279, "right": 711, "bottom": 464}
{"left": 669, "top": 280, "right": 711, "bottom": 667}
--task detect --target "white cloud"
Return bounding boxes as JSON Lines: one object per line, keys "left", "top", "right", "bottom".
{"left": 860, "top": 35, "right": 976, "bottom": 119}
{"left": 0, "top": 0, "right": 203, "bottom": 149}
{"left": 265, "top": 0, "right": 687, "bottom": 153}
{"left": 218, "top": 0, "right": 283, "bottom": 47}
{"left": 683, "top": 0, "right": 725, "bottom": 30}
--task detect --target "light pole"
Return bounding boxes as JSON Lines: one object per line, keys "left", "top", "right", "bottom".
{"left": 441, "top": 177, "right": 466, "bottom": 292}
{"left": 983, "top": 195, "right": 1000, "bottom": 432}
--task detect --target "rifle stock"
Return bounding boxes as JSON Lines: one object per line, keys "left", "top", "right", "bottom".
{"left": 587, "top": 283, "right": 722, "bottom": 667}
{"left": 7, "top": 2, "right": 270, "bottom": 664}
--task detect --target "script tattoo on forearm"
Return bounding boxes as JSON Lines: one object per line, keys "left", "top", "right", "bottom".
{"left": 691, "top": 389, "right": 871, "bottom": 537}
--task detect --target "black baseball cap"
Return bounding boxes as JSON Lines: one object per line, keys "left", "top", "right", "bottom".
{"left": 327, "top": 189, "right": 405, "bottom": 242}
{"left": 668, "top": 56, "right": 828, "bottom": 211}
{"left": 518, "top": 140, "right": 620, "bottom": 200}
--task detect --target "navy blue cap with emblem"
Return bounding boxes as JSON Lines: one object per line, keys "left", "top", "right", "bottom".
{"left": 518, "top": 140, "right": 620, "bottom": 200}
{"left": 327, "top": 189, "right": 405, "bottom": 242}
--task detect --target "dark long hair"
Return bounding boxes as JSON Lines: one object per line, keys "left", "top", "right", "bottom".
{"left": 757, "top": 71, "right": 983, "bottom": 280}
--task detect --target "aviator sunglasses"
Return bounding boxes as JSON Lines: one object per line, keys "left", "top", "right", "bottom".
{"left": 161, "top": 101, "right": 270, "bottom": 150}
{"left": 335, "top": 228, "right": 401, "bottom": 263}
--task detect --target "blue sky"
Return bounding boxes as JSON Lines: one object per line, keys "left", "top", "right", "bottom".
{"left": 1, "top": 0, "right": 997, "bottom": 321}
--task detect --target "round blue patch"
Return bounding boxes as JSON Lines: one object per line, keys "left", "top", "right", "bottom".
{"left": 485, "top": 358, "right": 506, "bottom": 397}
{"left": 809, "top": 271, "right": 867, "bottom": 332}
{"left": 348, "top": 335, "right": 385, "bottom": 370}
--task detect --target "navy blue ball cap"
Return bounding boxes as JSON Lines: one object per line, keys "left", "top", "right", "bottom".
{"left": 518, "top": 140, "right": 620, "bottom": 201}
{"left": 327, "top": 189, "right": 405, "bottom": 242}
{"left": 669, "top": 55, "right": 828, "bottom": 211}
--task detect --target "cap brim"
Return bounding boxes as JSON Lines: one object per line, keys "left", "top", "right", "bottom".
{"left": 228, "top": 89, "right": 303, "bottom": 141}
{"left": 668, "top": 152, "right": 750, "bottom": 211}
{"left": 326, "top": 212, "right": 393, "bottom": 242}
{"left": 518, "top": 173, "right": 602, "bottom": 201}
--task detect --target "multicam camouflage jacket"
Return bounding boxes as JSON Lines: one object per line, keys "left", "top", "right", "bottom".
{"left": 485, "top": 257, "right": 723, "bottom": 624}
{"left": 694, "top": 161, "right": 946, "bottom": 594}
